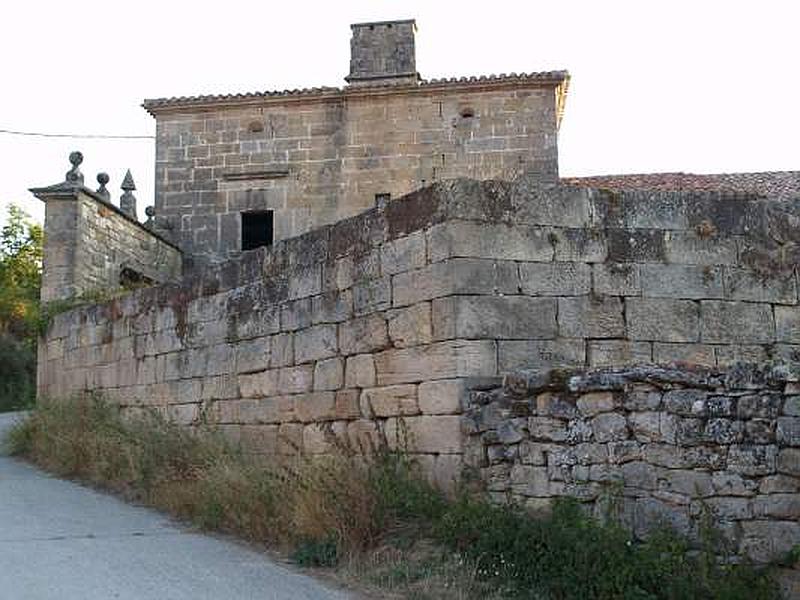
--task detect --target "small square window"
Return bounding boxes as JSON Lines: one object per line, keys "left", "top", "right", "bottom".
{"left": 375, "top": 193, "right": 391, "bottom": 208}
{"left": 241, "top": 210, "right": 274, "bottom": 251}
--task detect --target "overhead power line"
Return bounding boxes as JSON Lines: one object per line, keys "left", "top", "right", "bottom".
{"left": 0, "top": 128, "right": 154, "bottom": 140}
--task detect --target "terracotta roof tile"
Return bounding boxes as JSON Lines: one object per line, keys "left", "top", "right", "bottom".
{"left": 142, "top": 71, "right": 569, "bottom": 114}
{"left": 563, "top": 171, "right": 800, "bottom": 201}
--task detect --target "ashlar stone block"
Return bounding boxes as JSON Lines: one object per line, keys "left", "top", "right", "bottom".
{"left": 434, "top": 295, "right": 557, "bottom": 340}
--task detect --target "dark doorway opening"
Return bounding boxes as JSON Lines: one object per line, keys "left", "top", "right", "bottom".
{"left": 241, "top": 210, "right": 274, "bottom": 251}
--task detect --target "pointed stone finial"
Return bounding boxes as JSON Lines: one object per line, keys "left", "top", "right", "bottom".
{"left": 65, "top": 151, "right": 84, "bottom": 185}
{"left": 119, "top": 169, "right": 137, "bottom": 219}
{"left": 121, "top": 169, "right": 136, "bottom": 192}
{"left": 96, "top": 172, "right": 110, "bottom": 201}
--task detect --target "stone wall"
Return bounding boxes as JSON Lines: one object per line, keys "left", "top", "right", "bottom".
{"left": 146, "top": 81, "right": 563, "bottom": 265}
{"left": 34, "top": 186, "right": 182, "bottom": 302}
{"left": 38, "top": 179, "right": 800, "bottom": 534}
{"left": 464, "top": 364, "right": 800, "bottom": 563}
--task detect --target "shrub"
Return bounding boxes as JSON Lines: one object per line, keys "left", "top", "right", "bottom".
{"left": 0, "top": 333, "right": 36, "bottom": 412}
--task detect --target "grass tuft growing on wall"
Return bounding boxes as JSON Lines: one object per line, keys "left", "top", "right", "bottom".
{"left": 6, "top": 396, "right": 783, "bottom": 600}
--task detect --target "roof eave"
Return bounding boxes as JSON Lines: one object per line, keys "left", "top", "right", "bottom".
{"left": 142, "top": 71, "right": 570, "bottom": 117}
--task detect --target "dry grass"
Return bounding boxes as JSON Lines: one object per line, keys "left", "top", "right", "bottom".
{"left": 6, "top": 395, "right": 783, "bottom": 600}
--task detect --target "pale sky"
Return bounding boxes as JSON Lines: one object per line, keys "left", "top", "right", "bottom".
{"left": 2, "top": 0, "right": 797, "bottom": 226}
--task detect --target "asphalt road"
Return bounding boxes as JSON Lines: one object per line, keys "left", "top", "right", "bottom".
{"left": 0, "top": 411, "right": 351, "bottom": 600}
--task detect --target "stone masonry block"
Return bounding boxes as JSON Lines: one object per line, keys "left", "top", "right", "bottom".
{"left": 776, "top": 306, "right": 800, "bottom": 343}
{"left": 311, "top": 290, "right": 353, "bottom": 324}
{"left": 385, "top": 415, "right": 463, "bottom": 454}
{"left": 294, "top": 324, "right": 338, "bottom": 363}
{"left": 339, "top": 314, "right": 389, "bottom": 355}
{"left": 593, "top": 263, "right": 641, "bottom": 296}
{"left": 235, "top": 337, "right": 271, "bottom": 374}
{"left": 653, "top": 343, "right": 716, "bottom": 366}
{"left": 392, "top": 258, "right": 518, "bottom": 307}
{"left": 360, "top": 384, "right": 419, "bottom": 417}
{"left": 498, "top": 339, "right": 586, "bottom": 372}
{"left": 725, "top": 267, "right": 797, "bottom": 304}
{"left": 386, "top": 303, "right": 432, "bottom": 348}
{"left": 381, "top": 231, "right": 426, "bottom": 275}
{"left": 238, "top": 369, "right": 280, "bottom": 398}
{"left": 551, "top": 229, "right": 607, "bottom": 263}
{"left": 293, "top": 392, "right": 337, "bottom": 422}
{"left": 344, "top": 354, "right": 376, "bottom": 388}
{"left": 664, "top": 231, "right": 738, "bottom": 265}
{"left": 433, "top": 295, "right": 557, "bottom": 340}
{"left": 313, "top": 357, "right": 344, "bottom": 391}
{"left": 270, "top": 333, "right": 294, "bottom": 367}
{"left": 374, "top": 340, "right": 497, "bottom": 385}
{"left": 626, "top": 298, "right": 699, "bottom": 342}
{"left": 427, "top": 220, "right": 552, "bottom": 263}
{"left": 519, "top": 262, "right": 591, "bottom": 296}
{"left": 640, "top": 264, "right": 724, "bottom": 299}
{"left": 418, "top": 379, "right": 466, "bottom": 415}
{"left": 558, "top": 296, "right": 624, "bottom": 339}
{"left": 353, "top": 276, "right": 391, "bottom": 316}
{"left": 278, "top": 364, "right": 313, "bottom": 394}
{"left": 701, "top": 301, "right": 775, "bottom": 344}
{"left": 587, "top": 340, "right": 652, "bottom": 367}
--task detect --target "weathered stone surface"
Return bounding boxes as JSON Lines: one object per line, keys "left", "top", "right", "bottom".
{"left": 427, "top": 220, "right": 552, "bottom": 263}
{"left": 592, "top": 263, "right": 640, "bottom": 296}
{"left": 418, "top": 379, "right": 465, "bottom": 415}
{"left": 587, "top": 340, "right": 652, "bottom": 367}
{"left": 741, "top": 521, "right": 800, "bottom": 563}
{"left": 701, "top": 301, "right": 775, "bottom": 344}
{"left": 776, "top": 306, "right": 800, "bottom": 343}
{"left": 558, "top": 295, "right": 624, "bottom": 338}
{"left": 592, "top": 413, "right": 628, "bottom": 442}
{"left": 777, "top": 417, "right": 800, "bottom": 446}
{"left": 294, "top": 324, "right": 338, "bottom": 364}
{"left": 385, "top": 415, "right": 463, "bottom": 453}
{"left": 652, "top": 343, "right": 715, "bottom": 366}
{"left": 334, "top": 389, "right": 360, "bottom": 419}
{"left": 519, "top": 262, "right": 591, "bottom": 296}
{"left": 778, "top": 448, "right": 800, "bottom": 475}
{"left": 381, "top": 231, "right": 426, "bottom": 275}
{"left": 277, "top": 364, "right": 313, "bottom": 394}
{"left": 339, "top": 314, "right": 388, "bottom": 355}
{"left": 726, "top": 268, "right": 797, "bottom": 304}
{"left": 434, "top": 295, "right": 557, "bottom": 340}
{"left": 344, "top": 354, "right": 376, "bottom": 388}
{"left": 374, "top": 340, "right": 497, "bottom": 385}
{"left": 576, "top": 392, "right": 615, "bottom": 416}
{"left": 360, "top": 384, "right": 418, "bottom": 417}
{"left": 640, "top": 264, "right": 724, "bottom": 299}
{"left": 293, "top": 391, "right": 336, "bottom": 422}
{"left": 386, "top": 303, "right": 432, "bottom": 348}
{"left": 238, "top": 369, "right": 279, "bottom": 398}
{"left": 498, "top": 339, "right": 585, "bottom": 372}
{"left": 626, "top": 298, "right": 699, "bottom": 342}
{"left": 313, "top": 357, "right": 344, "bottom": 391}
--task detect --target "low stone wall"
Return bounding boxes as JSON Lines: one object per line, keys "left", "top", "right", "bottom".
{"left": 34, "top": 186, "right": 182, "bottom": 302}
{"left": 37, "top": 178, "right": 800, "bottom": 498}
{"left": 464, "top": 363, "right": 800, "bottom": 563}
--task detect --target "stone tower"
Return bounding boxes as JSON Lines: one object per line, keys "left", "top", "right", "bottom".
{"left": 346, "top": 19, "right": 419, "bottom": 86}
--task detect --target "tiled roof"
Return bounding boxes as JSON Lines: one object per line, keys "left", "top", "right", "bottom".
{"left": 142, "top": 71, "right": 569, "bottom": 114}
{"left": 563, "top": 171, "right": 800, "bottom": 201}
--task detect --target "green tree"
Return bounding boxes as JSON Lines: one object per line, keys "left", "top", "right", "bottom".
{"left": 0, "top": 204, "right": 42, "bottom": 411}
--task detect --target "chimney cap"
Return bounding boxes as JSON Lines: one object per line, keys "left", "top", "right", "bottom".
{"left": 350, "top": 19, "right": 416, "bottom": 30}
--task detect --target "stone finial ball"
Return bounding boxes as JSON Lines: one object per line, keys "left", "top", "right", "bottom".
{"left": 97, "top": 172, "right": 110, "bottom": 185}
{"left": 145, "top": 205, "right": 156, "bottom": 217}
{"left": 69, "top": 151, "right": 84, "bottom": 166}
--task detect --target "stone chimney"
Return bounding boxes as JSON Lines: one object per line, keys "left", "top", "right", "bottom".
{"left": 346, "top": 19, "right": 419, "bottom": 86}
